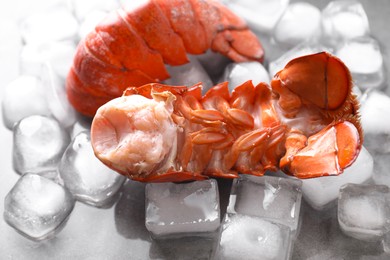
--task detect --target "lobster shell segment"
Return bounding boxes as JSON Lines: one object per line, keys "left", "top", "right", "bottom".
{"left": 66, "top": 0, "right": 265, "bottom": 117}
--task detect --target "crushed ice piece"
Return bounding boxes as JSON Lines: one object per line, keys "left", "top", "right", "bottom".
{"left": 360, "top": 90, "right": 390, "bottom": 153}
{"left": 3, "top": 173, "right": 74, "bottom": 241}
{"left": 336, "top": 37, "right": 385, "bottom": 89}
{"left": 220, "top": 62, "right": 270, "bottom": 91}
{"left": 164, "top": 55, "right": 214, "bottom": 94}
{"left": 59, "top": 131, "right": 125, "bottom": 207}
{"left": 41, "top": 63, "right": 77, "bottom": 128}
{"left": 2, "top": 75, "right": 50, "bottom": 130}
{"left": 13, "top": 115, "right": 70, "bottom": 174}
{"left": 71, "top": 0, "right": 119, "bottom": 21}
{"left": 301, "top": 146, "right": 373, "bottom": 210}
{"left": 145, "top": 179, "right": 220, "bottom": 239}
{"left": 20, "top": 40, "right": 76, "bottom": 80}
{"left": 20, "top": 5, "right": 78, "bottom": 44}
{"left": 221, "top": 0, "right": 290, "bottom": 33}
{"left": 338, "top": 183, "right": 390, "bottom": 241}
{"left": 215, "top": 214, "right": 292, "bottom": 260}
{"left": 321, "top": 0, "right": 370, "bottom": 46}
{"left": 227, "top": 175, "right": 302, "bottom": 235}
{"left": 273, "top": 2, "right": 321, "bottom": 47}
{"left": 78, "top": 10, "right": 108, "bottom": 39}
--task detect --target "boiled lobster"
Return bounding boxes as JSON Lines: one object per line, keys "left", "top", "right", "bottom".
{"left": 66, "top": 0, "right": 264, "bottom": 117}
{"left": 90, "top": 52, "right": 363, "bottom": 182}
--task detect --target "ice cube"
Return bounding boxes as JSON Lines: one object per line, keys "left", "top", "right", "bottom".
{"left": 41, "top": 63, "right": 77, "bottom": 128}
{"left": 13, "top": 115, "right": 70, "bottom": 174}
{"left": 59, "top": 131, "right": 126, "bottom": 207}
{"left": 69, "top": 116, "right": 92, "bottom": 140}
{"left": 383, "top": 232, "right": 390, "bottom": 254}
{"left": 227, "top": 175, "right": 302, "bottom": 235}
{"left": 373, "top": 153, "right": 390, "bottom": 187}
{"left": 145, "top": 179, "right": 220, "bottom": 239}
{"left": 215, "top": 214, "right": 292, "bottom": 260}
{"left": 268, "top": 41, "right": 332, "bottom": 78}
{"left": 20, "top": 5, "right": 78, "bottom": 45}
{"left": 273, "top": 2, "right": 321, "bottom": 47}
{"left": 338, "top": 183, "right": 390, "bottom": 241}
{"left": 3, "top": 173, "right": 74, "bottom": 241}
{"left": 2, "top": 75, "right": 50, "bottom": 130}
{"left": 164, "top": 55, "right": 214, "bottom": 93}
{"left": 321, "top": 0, "right": 370, "bottom": 46}
{"left": 360, "top": 90, "right": 390, "bottom": 153}
{"left": 301, "top": 146, "right": 373, "bottom": 210}
{"left": 336, "top": 37, "right": 385, "bottom": 89}
{"left": 71, "top": 0, "right": 119, "bottom": 21}
{"left": 197, "top": 50, "right": 231, "bottom": 82}
{"left": 78, "top": 10, "right": 108, "bottom": 39}
{"left": 20, "top": 40, "right": 76, "bottom": 80}
{"left": 220, "top": 62, "right": 270, "bottom": 91}
{"left": 221, "top": 0, "right": 290, "bottom": 33}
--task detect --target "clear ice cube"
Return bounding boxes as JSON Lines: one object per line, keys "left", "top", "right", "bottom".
{"left": 3, "top": 173, "right": 75, "bottom": 241}
{"left": 321, "top": 0, "right": 370, "bottom": 46}
{"left": 13, "top": 115, "right": 70, "bottom": 174}
{"left": 338, "top": 183, "right": 390, "bottom": 241}
{"left": 360, "top": 90, "right": 390, "bottom": 153}
{"left": 373, "top": 153, "right": 390, "bottom": 187}
{"left": 20, "top": 40, "right": 76, "bottom": 80}
{"left": 221, "top": 0, "right": 290, "bottom": 33}
{"left": 20, "top": 5, "right": 78, "bottom": 44}
{"left": 215, "top": 214, "right": 292, "bottom": 260}
{"left": 69, "top": 116, "right": 92, "bottom": 140}
{"left": 336, "top": 37, "right": 385, "bottom": 89}
{"left": 2, "top": 75, "right": 50, "bottom": 130}
{"left": 273, "top": 2, "right": 321, "bottom": 47}
{"left": 301, "top": 146, "right": 373, "bottom": 210}
{"left": 197, "top": 50, "right": 231, "bottom": 81}
{"left": 59, "top": 131, "right": 125, "bottom": 207}
{"left": 145, "top": 179, "right": 220, "bottom": 239}
{"left": 220, "top": 61, "right": 270, "bottom": 91}
{"left": 41, "top": 63, "right": 77, "bottom": 128}
{"left": 227, "top": 175, "right": 302, "bottom": 235}
{"left": 164, "top": 55, "right": 214, "bottom": 93}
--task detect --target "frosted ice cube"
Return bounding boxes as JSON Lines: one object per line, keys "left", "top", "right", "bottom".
{"left": 221, "top": 0, "right": 290, "bottom": 33}
{"left": 301, "top": 146, "right": 373, "bottom": 210}
{"left": 338, "top": 183, "right": 390, "bottom": 241}
{"left": 227, "top": 175, "right": 302, "bottom": 235}
{"left": 215, "top": 214, "right": 292, "bottom": 260}
{"left": 13, "top": 115, "right": 70, "bottom": 174}
{"left": 220, "top": 62, "right": 270, "bottom": 91}
{"left": 71, "top": 0, "right": 119, "bottom": 21}
{"left": 2, "top": 75, "right": 50, "bottom": 130}
{"left": 41, "top": 63, "right": 77, "bottom": 128}
{"left": 373, "top": 153, "right": 390, "bottom": 187}
{"left": 360, "top": 91, "right": 390, "bottom": 153}
{"left": 3, "top": 173, "right": 74, "bottom": 241}
{"left": 78, "top": 10, "right": 108, "bottom": 39}
{"left": 20, "top": 40, "right": 76, "bottom": 80}
{"left": 273, "top": 2, "right": 321, "bottom": 47}
{"left": 59, "top": 131, "right": 125, "bottom": 207}
{"left": 20, "top": 6, "right": 78, "bottom": 45}
{"left": 164, "top": 55, "right": 214, "bottom": 94}
{"left": 268, "top": 41, "right": 332, "bottom": 78}
{"left": 145, "top": 179, "right": 220, "bottom": 239}
{"left": 336, "top": 37, "right": 385, "bottom": 89}
{"left": 321, "top": 0, "right": 370, "bottom": 46}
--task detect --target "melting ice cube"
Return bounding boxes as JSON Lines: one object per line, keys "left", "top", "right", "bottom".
{"left": 273, "top": 2, "right": 321, "bottom": 47}
{"left": 227, "top": 175, "right": 302, "bottom": 235}
{"left": 338, "top": 183, "right": 390, "bottom": 241}
{"left": 2, "top": 75, "right": 50, "bottom": 130}
{"left": 220, "top": 62, "right": 270, "bottom": 91}
{"left": 59, "top": 131, "right": 126, "bottom": 207}
{"left": 215, "top": 214, "right": 292, "bottom": 260}
{"left": 13, "top": 115, "right": 70, "bottom": 174}
{"left": 301, "top": 146, "right": 373, "bottom": 210}
{"left": 145, "top": 179, "right": 220, "bottom": 239}
{"left": 3, "top": 173, "right": 75, "bottom": 241}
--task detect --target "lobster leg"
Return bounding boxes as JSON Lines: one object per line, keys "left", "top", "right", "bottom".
{"left": 280, "top": 120, "right": 361, "bottom": 178}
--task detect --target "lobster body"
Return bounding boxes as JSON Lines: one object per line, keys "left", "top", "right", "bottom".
{"left": 66, "top": 0, "right": 264, "bottom": 117}
{"left": 91, "top": 52, "right": 363, "bottom": 182}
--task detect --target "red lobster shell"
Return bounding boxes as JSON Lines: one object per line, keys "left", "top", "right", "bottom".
{"left": 66, "top": 0, "right": 264, "bottom": 117}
